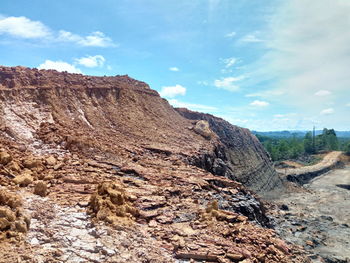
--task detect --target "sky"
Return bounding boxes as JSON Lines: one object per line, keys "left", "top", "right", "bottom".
{"left": 0, "top": 0, "right": 349, "bottom": 131}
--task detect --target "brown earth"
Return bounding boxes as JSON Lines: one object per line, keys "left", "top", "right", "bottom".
{"left": 0, "top": 66, "right": 308, "bottom": 262}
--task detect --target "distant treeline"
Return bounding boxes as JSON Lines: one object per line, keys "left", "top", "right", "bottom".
{"left": 254, "top": 130, "right": 350, "bottom": 138}
{"left": 256, "top": 128, "right": 350, "bottom": 161}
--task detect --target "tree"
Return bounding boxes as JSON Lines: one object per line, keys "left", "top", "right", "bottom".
{"left": 345, "top": 142, "right": 350, "bottom": 155}
{"left": 304, "top": 132, "right": 314, "bottom": 153}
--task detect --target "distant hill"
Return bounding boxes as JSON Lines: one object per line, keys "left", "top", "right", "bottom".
{"left": 253, "top": 130, "right": 350, "bottom": 138}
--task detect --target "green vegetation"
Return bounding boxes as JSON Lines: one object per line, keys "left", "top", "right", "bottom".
{"left": 256, "top": 128, "right": 350, "bottom": 161}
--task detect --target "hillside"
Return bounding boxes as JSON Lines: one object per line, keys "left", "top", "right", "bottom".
{"left": 0, "top": 66, "right": 306, "bottom": 262}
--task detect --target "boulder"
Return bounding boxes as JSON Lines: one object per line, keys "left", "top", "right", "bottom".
{"left": 45, "top": 156, "right": 57, "bottom": 166}
{"left": 0, "top": 218, "right": 10, "bottom": 230}
{"left": 13, "top": 174, "right": 33, "bottom": 186}
{"left": 34, "top": 181, "right": 48, "bottom": 197}
{"left": 0, "top": 207, "right": 16, "bottom": 221}
{"left": 15, "top": 220, "right": 27, "bottom": 233}
{"left": 23, "top": 158, "right": 42, "bottom": 169}
{"left": 0, "top": 150, "right": 12, "bottom": 165}
{"left": 193, "top": 120, "right": 212, "bottom": 139}
{"left": 6, "top": 161, "right": 21, "bottom": 173}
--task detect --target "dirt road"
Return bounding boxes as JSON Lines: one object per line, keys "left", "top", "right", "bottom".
{"left": 277, "top": 151, "right": 343, "bottom": 184}
{"left": 273, "top": 165, "right": 350, "bottom": 262}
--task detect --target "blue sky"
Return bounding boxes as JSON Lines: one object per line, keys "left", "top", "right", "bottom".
{"left": 1, "top": 0, "right": 349, "bottom": 131}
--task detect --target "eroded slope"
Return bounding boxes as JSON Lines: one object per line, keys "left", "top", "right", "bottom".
{"left": 0, "top": 66, "right": 304, "bottom": 263}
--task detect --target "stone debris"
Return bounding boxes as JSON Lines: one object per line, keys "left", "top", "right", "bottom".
{"left": 0, "top": 189, "right": 30, "bottom": 239}
{"left": 34, "top": 181, "right": 48, "bottom": 197}
{"left": 0, "top": 66, "right": 311, "bottom": 262}
{"left": 88, "top": 182, "right": 139, "bottom": 225}
{"left": 13, "top": 172, "right": 34, "bottom": 186}
{"left": 0, "top": 149, "right": 12, "bottom": 165}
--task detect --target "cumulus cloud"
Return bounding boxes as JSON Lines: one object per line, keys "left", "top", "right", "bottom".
{"left": 169, "top": 67, "right": 179, "bottom": 72}
{"left": 250, "top": 100, "right": 269, "bottom": 107}
{"left": 75, "top": 55, "right": 105, "bottom": 68}
{"left": 315, "top": 90, "right": 331, "bottom": 96}
{"left": 159, "top": 84, "right": 186, "bottom": 98}
{"left": 38, "top": 60, "right": 82, "bottom": 74}
{"left": 320, "top": 108, "right": 335, "bottom": 115}
{"left": 0, "top": 16, "right": 51, "bottom": 39}
{"left": 0, "top": 15, "right": 115, "bottom": 47}
{"left": 225, "top": 31, "right": 236, "bottom": 38}
{"left": 347, "top": 103, "right": 350, "bottom": 107}
{"left": 240, "top": 33, "right": 263, "bottom": 43}
{"left": 57, "top": 30, "right": 114, "bottom": 47}
{"left": 168, "top": 99, "right": 217, "bottom": 112}
{"left": 214, "top": 76, "right": 244, "bottom": 92}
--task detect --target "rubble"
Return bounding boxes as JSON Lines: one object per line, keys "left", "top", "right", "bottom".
{"left": 88, "top": 181, "right": 139, "bottom": 225}
{"left": 0, "top": 189, "right": 30, "bottom": 239}
{"left": 0, "top": 66, "right": 310, "bottom": 262}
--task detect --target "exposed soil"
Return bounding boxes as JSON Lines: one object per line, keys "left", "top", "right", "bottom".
{"left": 272, "top": 165, "right": 350, "bottom": 263}
{"left": 0, "top": 66, "right": 309, "bottom": 262}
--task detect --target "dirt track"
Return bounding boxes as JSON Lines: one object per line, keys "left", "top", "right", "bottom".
{"left": 273, "top": 165, "right": 350, "bottom": 262}
{"left": 277, "top": 152, "right": 343, "bottom": 185}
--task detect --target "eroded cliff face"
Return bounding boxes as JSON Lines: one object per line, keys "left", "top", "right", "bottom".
{"left": 0, "top": 66, "right": 305, "bottom": 263}
{"left": 176, "top": 108, "right": 283, "bottom": 194}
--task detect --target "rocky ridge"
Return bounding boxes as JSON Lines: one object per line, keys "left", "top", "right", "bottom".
{"left": 176, "top": 108, "right": 283, "bottom": 194}
{"left": 0, "top": 66, "right": 307, "bottom": 262}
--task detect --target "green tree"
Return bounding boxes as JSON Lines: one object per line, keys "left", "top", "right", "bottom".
{"left": 345, "top": 142, "right": 350, "bottom": 155}
{"left": 304, "top": 132, "right": 314, "bottom": 153}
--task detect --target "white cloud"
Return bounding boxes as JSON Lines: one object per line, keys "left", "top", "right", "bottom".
{"left": 214, "top": 76, "right": 244, "bottom": 92}
{"left": 75, "top": 55, "right": 105, "bottom": 68}
{"left": 38, "top": 60, "right": 82, "bottom": 74}
{"left": 240, "top": 34, "right": 263, "bottom": 43}
{"left": 245, "top": 89, "right": 285, "bottom": 98}
{"left": 315, "top": 90, "right": 331, "bottom": 96}
{"left": 168, "top": 99, "right": 217, "bottom": 112}
{"left": 57, "top": 30, "right": 114, "bottom": 47}
{"left": 0, "top": 16, "right": 51, "bottom": 39}
{"left": 169, "top": 67, "right": 179, "bottom": 72}
{"left": 240, "top": 0, "right": 350, "bottom": 129}
{"left": 225, "top": 31, "right": 236, "bottom": 38}
{"left": 250, "top": 100, "right": 269, "bottom": 107}
{"left": 274, "top": 114, "right": 285, "bottom": 118}
{"left": 222, "top": 57, "right": 237, "bottom": 68}
{"left": 346, "top": 103, "right": 350, "bottom": 107}
{"left": 159, "top": 84, "right": 186, "bottom": 98}
{"left": 320, "top": 108, "right": 335, "bottom": 115}
{"left": 0, "top": 16, "right": 115, "bottom": 47}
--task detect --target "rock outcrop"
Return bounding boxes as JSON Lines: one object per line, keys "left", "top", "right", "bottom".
{"left": 176, "top": 108, "right": 283, "bottom": 193}
{"left": 0, "top": 66, "right": 307, "bottom": 262}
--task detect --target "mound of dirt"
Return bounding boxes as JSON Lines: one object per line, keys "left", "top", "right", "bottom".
{"left": 0, "top": 189, "right": 30, "bottom": 239}
{"left": 89, "top": 181, "right": 139, "bottom": 225}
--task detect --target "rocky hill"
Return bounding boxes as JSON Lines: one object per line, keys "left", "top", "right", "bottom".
{"left": 176, "top": 108, "right": 282, "bottom": 193}
{"left": 0, "top": 66, "right": 307, "bottom": 262}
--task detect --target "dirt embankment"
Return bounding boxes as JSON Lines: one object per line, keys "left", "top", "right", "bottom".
{"left": 0, "top": 66, "right": 308, "bottom": 262}
{"left": 277, "top": 151, "right": 343, "bottom": 184}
